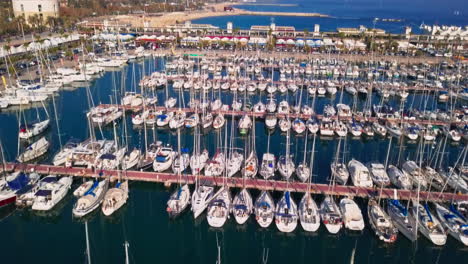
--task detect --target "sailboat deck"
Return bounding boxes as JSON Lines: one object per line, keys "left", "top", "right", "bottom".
{"left": 3, "top": 163, "right": 467, "bottom": 203}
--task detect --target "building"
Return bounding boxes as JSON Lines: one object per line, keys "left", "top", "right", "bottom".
{"left": 12, "top": 0, "right": 59, "bottom": 21}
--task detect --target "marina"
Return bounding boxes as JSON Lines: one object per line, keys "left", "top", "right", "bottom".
{"left": 0, "top": 0, "right": 468, "bottom": 263}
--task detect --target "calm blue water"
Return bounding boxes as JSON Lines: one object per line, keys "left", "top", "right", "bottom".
{"left": 192, "top": 0, "right": 468, "bottom": 33}
{"left": 0, "top": 57, "right": 466, "bottom": 263}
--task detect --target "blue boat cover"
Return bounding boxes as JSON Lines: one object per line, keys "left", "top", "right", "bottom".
{"left": 424, "top": 203, "right": 433, "bottom": 222}
{"left": 449, "top": 204, "right": 467, "bottom": 222}
{"left": 176, "top": 187, "right": 182, "bottom": 199}
{"left": 390, "top": 199, "right": 407, "bottom": 216}
{"left": 116, "top": 182, "right": 122, "bottom": 188}
{"left": 35, "top": 189, "right": 52, "bottom": 196}
{"left": 100, "top": 154, "right": 116, "bottom": 160}
{"left": 181, "top": 148, "right": 189, "bottom": 153}
{"left": 7, "top": 172, "right": 29, "bottom": 191}
{"left": 42, "top": 176, "right": 57, "bottom": 183}
{"left": 234, "top": 204, "right": 247, "bottom": 210}
{"left": 258, "top": 201, "right": 270, "bottom": 208}
{"left": 84, "top": 181, "right": 99, "bottom": 197}
{"left": 285, "top": 191, "right": 291, "bottom": 210}
{"left": 156, "top": 155, "right": 168, "bottom": 162}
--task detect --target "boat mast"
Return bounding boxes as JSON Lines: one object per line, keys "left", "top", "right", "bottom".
{"left": 124, "top": 241, "right": 130, "bottom": 264}
{"left": 85, "top": 221, "right": 92, "bottom": 264}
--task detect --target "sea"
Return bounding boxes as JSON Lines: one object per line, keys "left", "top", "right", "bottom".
{"left": 1, "top": 2, "right": 468, "bottom": 261}
{"left": 193, "top": 0, "right": 468, "bottom": 34}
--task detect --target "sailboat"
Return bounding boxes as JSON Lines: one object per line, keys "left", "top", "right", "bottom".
{"left": 435, "top": 203, "right": 468, "bottom": 246}
{"left": 298, "top": 134, "right": 320, "bottom": 232}
{"left": 331, "top": 138, "right": 349, "bottom": 185}
{"left": 259, "top": 132, "right": 275, "bottom": 180}
{"left": 368, "top": 198, "right": 398, "bottom": 243}
{"left": 387, "top": 198, "right": 417, "bottom": 242}
{"left": 166, "top": 184, "right": 191, "bottom": 218}
{"left": 0, "top": 171, "right": 40, "bottom": 207}
{"left": 73, "top": 178, "right": 109, "bottom": 217}
{"left": 18, "top": 103, "right": 50, "bottom": 140}
{"left": 412, "top": 202, "right": 447, "bottom": 245}
{"left": 254, "top": 190, "right": 275, "bottom": 228}
{"left": 206, "top": 186, "right": 231, "bottom": 228}
{"left": 232, "top": 188, "right": 253, "bottom": 225}
{"left": 275, "top": 191, "right": 298, "bottom": 232}
{"left": 320, "top": 195, "right": 343, "bottom": 234}
{"left": 153, "top": 144, "right": 176, "bottom": 172}
{"left": 296, "top": 132, "right": 310, "bottom": 182}
{"left": 17, "top": 137, "right": 50, "bottom": 162}
{"left": 102, "top": 180, "right": 129, "bottom": 216}
{"left": 278, "top": 129, "right": 294, "bottom": 180}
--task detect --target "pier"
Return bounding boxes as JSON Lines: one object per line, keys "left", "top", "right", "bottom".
{"left": 100, "top": 104, "right": 465, "bottom": 127}
{"left": 4, "top": 163, "right": 467, "bottom": 203}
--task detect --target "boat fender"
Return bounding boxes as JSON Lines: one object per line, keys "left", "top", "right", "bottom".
{"left": 379, "top": 235, "right": 384, "bottom": 240}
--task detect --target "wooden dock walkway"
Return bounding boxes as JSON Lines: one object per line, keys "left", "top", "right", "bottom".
{"left": 100, "top": 104, "right": 464, "bottom": 126}
{"left": 4, "top": 163, "right": 467, "bottom": 203}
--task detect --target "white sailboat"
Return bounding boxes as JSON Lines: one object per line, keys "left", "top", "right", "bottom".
{"left": 232, "top": 188, "right": 253, "bottom": 225}
{"left": 206, "top": 186, "right": 231, "bottom": 228}
{"left": 102, "top": 180, "right": 129, "bottom": 216}
{"left": 254, "top": 190, "right": 275, "bottom": 228}
{"left": 320, "top": 195, "right": 343, "bottom": 234}
{"left": 73, "top": 178, "right": 109, "bottom": 217}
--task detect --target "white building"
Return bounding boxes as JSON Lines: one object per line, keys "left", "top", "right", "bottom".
{"left": 12, "top": 0, "right": 59, "bottom": 21}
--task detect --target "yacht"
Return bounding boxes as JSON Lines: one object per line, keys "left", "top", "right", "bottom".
{"left": 166, "top": 184, "right": 191, "bottom": 218}
{"left": 435, "top": 203, "right": 468, "bottom": 246}
{"left": 17, "top": 137, "right": 49, "bottom": 162}
{"left": 387, "top": 199, "right": 417, "bottom": 242}
{"left": 387, "top": 165, "right": 412, "bottom": 190}
{"left": 298, "top": 193, "right": 320, "bottom": 232}
{"left": 231, "top": 188, "right": 253, "bottom": 225}
{"left": 320, "top": 195, "right": 343, "bottom": 234}
{"left": 0, "top": 172, "right": 40, "bottom": 207}
{"left": 206, "top": 187, "right": 231, "bottom": 228}
{"left": 347, "top": 159, "right": 373, "bottom": 188}
{"left": 412, "top": 202, "right": 447, "bottom": 246}
{"left": 275, "top": 191, "right": 298, "bottom": 233}
{"left": 367, "top": 163, "right": 391, "bottom": 187}
{"left": 254, "top": 190, "right": 275, "bottom": 228}
{"left": 339, "top": 198, "right": 365, "bottom": 231}
{"left": 152, "top": 145, "right": 176, "bottom": 172}
{"left": 73, "top": 179, "right": 109, "bottom": 217}
{"left": 32, "top": 176, "right": 73, "bottom": 211}
{"left": 102, "top": 181, "right": 129, "bottom": 216}
{"left": 368, "top": 199, "right": 398, "bottom": 243}
{"left": 191, "top": 184, "right": 215, "bottom": 219}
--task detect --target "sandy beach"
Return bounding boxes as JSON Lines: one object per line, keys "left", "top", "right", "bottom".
{"left": 112, "top": 2, "right": 329, "bottom": 28}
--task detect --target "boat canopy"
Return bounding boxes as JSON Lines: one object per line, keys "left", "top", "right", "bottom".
{"left": 84, "top": 181, "right": 99, "bottom": 197}
{"left": 42, "top": 176, "right": 58, "bottom": 183}
{"left": 285, "top": 191, "right": 291, "bottom": 209}
{"left": 35, "top": 189, "right": 52, "bottom": 196}
{"left": 100, "top": 154, "right": 116, "bottom": 160}
{"left": 7, "top": 172, "right": 29, "bottom": 190}
{"left": 234, "top": 204, "right": 247, "bottom": 210}
{"left": 258, "top": 201, "right": 271, "bottom": 208}
{"left": 391, "top": 199, "right": 408, "bottom": 216}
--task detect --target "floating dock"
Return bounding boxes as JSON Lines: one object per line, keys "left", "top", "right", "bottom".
{"left": 101, "top": 104, "right": 464, "bottom": 127}
{"left": 4, "top": 163, "right": 467, "bottom": 203}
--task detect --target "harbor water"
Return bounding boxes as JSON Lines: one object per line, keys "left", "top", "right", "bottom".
{"left": 0, "top": 55, "right": 466, "bottom": 263}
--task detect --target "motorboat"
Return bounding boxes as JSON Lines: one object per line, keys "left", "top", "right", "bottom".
{"left": 347, "top": 159, "right": 373, "bottom": 187}
{"left": 367, "top": 162, "right": 391, "bottom": 187}
{"left": 152, "top": 145, "right": 176, "bottom": 172}
{"left": 32, "top": 176, "right": 73, "bottom": 211}
{"left": 339, "top": 198, "right": 365, "bottom": 231}
{"left": 73, "top": 179, "right": 109, "bottom": 217}
{"left": 0, "top": 172, "right": 40, "bottom": 207}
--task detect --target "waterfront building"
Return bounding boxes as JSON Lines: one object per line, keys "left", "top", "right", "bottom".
{"left": 12, "top": 0, "right": 59, "bottom": 21}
